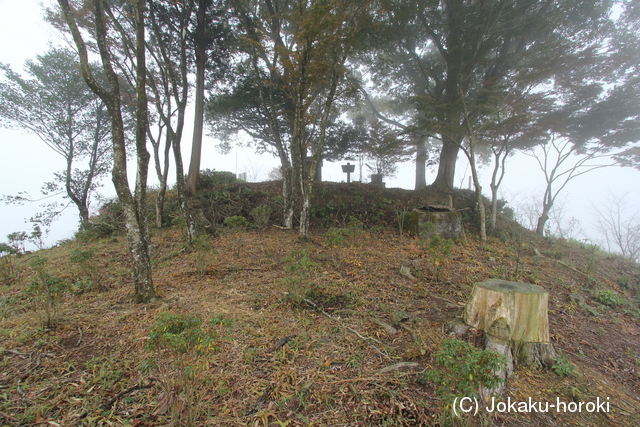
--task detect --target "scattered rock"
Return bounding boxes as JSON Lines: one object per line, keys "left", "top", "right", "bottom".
{"left": 569, "top": 293, "right": 586, "bottom": 307}
{"left": 445, "top": 318, "right": 471, "bottom": 338}
{"left": 369, "top": 317, "right": 398, "bottom": 335}
{"left": 379, "top": 362, "right": 421, "bottom": 373}
{"left": 399, "top": 265, "right": 416, "bottom": 280}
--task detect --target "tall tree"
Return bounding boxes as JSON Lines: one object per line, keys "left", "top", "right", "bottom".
{"left": 480, "top": 86, "right": 549, "bottom": 232}
{"left": 57, "top": 0, "right": 155, "bottom": 303}
{"left": 522, "top": 0, "right": 640, "bottom": 236}
{"left": 229, "top": 0, "right": 369, "bottom": 235}
{"left": 369, "top": 0, "right": 615, "bottom": 191}
{"left": 525, "top": 137, "right": 611, "bottom": 236}
{"left": 50, "top": 0, "right": 205, "bottom": 242}
{"left": 145, "top": 0, "right": 197, "bottom": 241}
{"left": 592, "top": 192, "right": 640, "bottom": 261}
{"left": 0, "top": 48, "right": 111, "bottom": 226}
{"left": 185, "top": 0, "right": 231, "bottom": 197}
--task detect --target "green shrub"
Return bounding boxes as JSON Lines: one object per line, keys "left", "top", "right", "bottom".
{"left": 76, "top": 199, "right": 124, "bottom": 240}
{"left": 423, "top": 235, "right": 454, "bottom": 283}
{"left": 0, "top": 251, "right": 19, "bottom": 287}
{"left": 596, "top": 289, "right": 622, "bottom": 307}
{"left": 209, "top": 315, "right": 235, "bottom": 327}
{"left": 281, "top": 248, "right": 320, "bottom": 306}
{"left": 0, "top": 242, "right": 20, "bottom": 256}
{"left": 190, "top": 236, "right": 214, "bottom": 276}
{"left": 422, "top": 339, "right": 506, "bottom": 403}
{"left": 6, "top": 231, "right": 28, "bottom": 253}
{"left": 552, "top": 353, "right": 581, "bottom": 378}
{"left": 27, "top": 257, "right": 68, "bottom": 328}
{"left": 223, "top": 215, "right": 250, "bottom": 229}
{"left": 250, "top": 205, "right": 272, "bottom": 229}
{"left": 69, "top": 247, "right": 98, "bottom": 285}
{"left": 70, "top": 278, "right": 95, "bottom": 295}
{"left": 324, "top": 217, "right": 365, "bottom": 248}
{"left": 197, "top": 169, "right": 237, "bottom": 190}
{"left": 324, "top": 227, "right": 346, "bottom": 247}
{"left": 146, "top": 312, "right": 216, "bottom": 354}
{"left": 69, "top": 247, "right": 95, "bottom": 264}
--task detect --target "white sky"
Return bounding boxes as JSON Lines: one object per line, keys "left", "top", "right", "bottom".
{"left": 0, "top": 1, "right": 638, "bottom": 251}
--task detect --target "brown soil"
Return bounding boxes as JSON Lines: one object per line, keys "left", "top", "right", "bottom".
{"left": 1, "top": 204, "right": 640, "bottom": 426}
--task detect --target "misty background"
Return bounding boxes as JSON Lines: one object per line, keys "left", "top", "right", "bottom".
{"left": 0, "top": 0, "right": 638, "bottom": 254}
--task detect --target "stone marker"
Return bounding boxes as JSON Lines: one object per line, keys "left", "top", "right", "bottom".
{"left": 403, "top": 208, "right": 462, "bottom": 239}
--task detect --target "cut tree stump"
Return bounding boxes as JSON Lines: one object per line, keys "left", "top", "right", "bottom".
{"left": 463, "top": 279, "right": 557, "bottom": 368}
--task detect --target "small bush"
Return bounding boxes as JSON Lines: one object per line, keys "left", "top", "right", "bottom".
{"left": 250, "top": 205, "right": 272, "bottom": 229}
{"left": 223, "top": 215, "right": 250, "bottom": 229}
{"left": 69, "top": 247, "right": 95, "bottom": 264}
{"left": 422, "top": 339, "right": 506, "bottom": 403}
{"left": 27, "top": 257, "right": 68, "bottom": 328}
{"left": 147, "top": 312, "right": 216, "bottom": 354}
{"left": 0, "top": 242, "right": 20, "bottom": 256}
{"left": 69, "top": 247, "right": 98, "bottom": 285}
{"left": 70, "top": 278, "right": 95, "bottom": 295}
{"left": 209, "top": 315, "right": 235, "bottom": 327}
{"left": 0, "top": 253, "right": 19, "bottom": 287}
{"left": 324, "top": 227, "right": 346, "bottom": 247}
{"left": 552, "top": 353, "right": 581, "bottom": 378}
{"left": 282, "top": 248, "right": 320, "bottom": 306}
{"left": 189, "top": 236, "right": 214, "bottom": 275}
{"left": 77, "top": 199, "right": 125, "bottom": 240}
{"left": 596, "top": 289, "right": 622, "bottom": 307}
{"left": 423, "top": 235, "right": 454, "bottom": 283}
{"left": 197, "top": 169, "right": 237, "bottom": 190}
{"left": 324, "top": 217, "right": 365, "bottom": 248}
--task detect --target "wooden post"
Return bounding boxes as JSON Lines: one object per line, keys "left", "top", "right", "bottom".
{"left": 463, "top": 279, "right": 557, "bottom": 368}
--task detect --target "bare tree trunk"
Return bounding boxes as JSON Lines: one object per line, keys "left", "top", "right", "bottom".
{"left": 469, "top": 148, "right": 487, "bottom": 241}
{"left": 185, "top": 0, "right": 207, "bottom": 197}
{"left": 281, "top": 166, "right": 295, "bottom": 228}
{"left": 299, "top": 180, "right": 312, "bottom": 237}
{"left": 432, "top": 137, "right": 460, "bottom": 191}
{"left": 475, "top": 183, "right": 487, "bottom": 241}
{"left": 154, "top": 136, "right": 171, "bottom": 228}
{"left": 149, "top": 116, "right": 171, "bottom": 228}
{"left": 460, "top": 92, "right": 486, "bottom": 240}
{"left": 148, "top": 0, "right": 196, "bottom": 243}
{"left": 415, "top": 138, "right": 428, "bottom": 190}
{"left": 536, "top": 203, "right": 552, "bottom": 236}
{"left": 489, "top": 144, "right": 508, "bottom": 233}
{"left": 58, "top": 0, "right": 155, "bottom": 303}
{"left": 130, "top": 0, "right": 154, "bottom": 303}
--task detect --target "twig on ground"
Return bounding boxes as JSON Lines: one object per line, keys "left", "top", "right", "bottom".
{"left": 274, "top": 335, "right": 297, "bottom": 350}
{"left": 101, "top": 380, "right": 156, "bottom": 410}
{"left": 302, "top": 297, "right": 392, "bottom": 361}
{"left": 247, "top": 384, "right": 273, "bottom": 416}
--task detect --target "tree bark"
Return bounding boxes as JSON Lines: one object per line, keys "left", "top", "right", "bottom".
{"left": 431, "top": 137, "right": 460, "bottom": 190}
{"left": 130, "top": 0, "right": 154, "bottom": 303}
{"left": 154, "top": 135, "right": 171, "bottom": 228}
{"left": 489, "top": 145, "right": 508, "bottom": 233}
{"left": 415, "top": 138, "right": 428, "bottom": 190}
{"left": 185, "top": 0, "right": 208, "bottom": 197}
{"left": 536, "top": 189, "right": 553, "bottom": 235}
{"left": 148, "top": 0, "right": 196, "bottom": 243}
{"left": 58, "top": 0, "right": 155, "bottom": 303}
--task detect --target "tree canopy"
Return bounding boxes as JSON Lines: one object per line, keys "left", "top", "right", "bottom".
{"left": 0, "top": 47, "right": 111, "bottom": 226}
